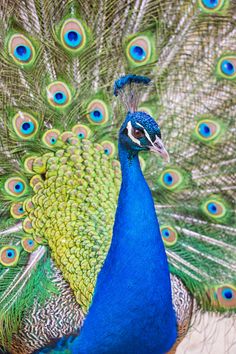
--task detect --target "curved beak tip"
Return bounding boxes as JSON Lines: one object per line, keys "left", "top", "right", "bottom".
{"left": 149, "top": 140, "right": 170, "bottom": 163}
{"left": 163, "top": 150, "right": 170, "bottom": 163}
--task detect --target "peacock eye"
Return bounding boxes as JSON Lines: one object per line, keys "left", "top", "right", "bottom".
{"left": 132, "top": 128, "right": 145, "bottom": 139}
{"left": 216, "top": 55, "right": 236, "bottom": 80}
{"left": 198, "top": 0, "right": 227, "bottom": 13}
{"left": 86, "top": 99, "right": 109, "bottom": 125}
{"left": 60, "top": 18, "right": 87, "bottom": 53}
{"left": 8, "top": 34, "right": 36, "bottom": 67}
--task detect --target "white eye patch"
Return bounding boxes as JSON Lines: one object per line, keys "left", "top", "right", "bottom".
{"left": 136, "top": 122, "right": 156, "bottom": 147}
{"left": 126, "top": 121, "right": 141, "bottom": 146}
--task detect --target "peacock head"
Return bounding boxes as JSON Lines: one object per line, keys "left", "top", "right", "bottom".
{"left": 114, "top": 74, "right": 169, "bottom": 161}
{"left": 119, "top": 111, "right": 169, "bottom": 161}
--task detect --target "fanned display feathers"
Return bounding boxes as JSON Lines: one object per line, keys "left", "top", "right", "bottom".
{"left": 0, "top": 0, "right": 235, "bottom": 352}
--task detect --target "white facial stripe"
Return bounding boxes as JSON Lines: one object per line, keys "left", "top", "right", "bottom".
{"left": 127, "top": 121, "right": 141, "bottom": 146}
{"left": 127, "top": 121, "right": 166, "bottom": 153}
{"left": 136, "top": 122, "right": 156, "bottom": 147}
{"left": 136, "top": 122, "right": 144, "bottom": 129}
{"left": 136, "top": 122, "right": 167, "bottom": 155}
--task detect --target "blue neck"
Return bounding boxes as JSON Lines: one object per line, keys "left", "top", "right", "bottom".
{"left": 70, "top": 143, "right": 177, "bottom": 354}
{"left": 112, "top": 144, "right": 163, "bottom": 252}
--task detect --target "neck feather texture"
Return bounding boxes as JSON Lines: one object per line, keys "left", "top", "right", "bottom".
{"left": 73, "top": 143, "right": 177, "bottom": 354}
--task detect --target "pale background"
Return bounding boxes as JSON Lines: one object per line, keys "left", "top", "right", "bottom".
{"left": 177, "top": 313, "right": 236, "bottom": 354}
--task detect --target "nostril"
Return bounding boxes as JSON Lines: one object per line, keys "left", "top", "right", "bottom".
{"left": 154, "top": 142, "right": 161, "bottom": 149}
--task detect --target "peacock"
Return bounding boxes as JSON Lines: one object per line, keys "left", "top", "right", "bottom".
{"left": 36, "top": 76, "right": 180, "bottom": 353}
{"left": 0, "top": 0, "right": 235, "bottom": 353}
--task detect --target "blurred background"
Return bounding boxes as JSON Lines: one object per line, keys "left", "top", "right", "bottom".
{"left": 177, "top": 313, "right": 236, "bottom": 354}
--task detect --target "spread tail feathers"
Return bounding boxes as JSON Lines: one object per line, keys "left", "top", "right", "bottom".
{"left": 0, "top": 0, "right": 235, "bottom": 351}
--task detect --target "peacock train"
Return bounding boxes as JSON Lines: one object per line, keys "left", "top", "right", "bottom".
{"left": 0, "top": 0, "right": 235, "bottom": 353}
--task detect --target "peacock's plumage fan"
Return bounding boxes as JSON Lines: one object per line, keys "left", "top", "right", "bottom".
{"left": 0, "top": 0, "right": 235, "bottom": 353}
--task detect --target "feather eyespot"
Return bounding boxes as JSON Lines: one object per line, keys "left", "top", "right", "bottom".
{"left": 10, "top": 202, "right": 27, "bottom": 219}
{"left": 46, "top": 81, "right": 72, "bottom": 109}
{"left": 60, "top": 19, "right": 87, "bottom": 52}
{"left": 42, "top": 129, "right": 60, "bottom": 148}
{"left": 201, "top": 0, "right": 220, "bottom": 8}
{"left": 198, "top": 0, "right": 228, "bottom": 12}
{"left": 221, "top": 60, "right": 235, "bottom": 76}
{"left": 160, "top": 226, "right": 178, "bottom": 247}
{"left": 216, "top": 285, "right": 236, "bottom": 308}
{"left": 12, "top": 112, "right": 39, "bottom": 140}
{"left": 126, "top": 36, "right": 152, "bottom": 66}
{"left": 4, "top": 177, "right": 27, "bottom": 197}
{"left": 21, "top": 237, "right": 38, "bottom": 253}
{"left": 101, "top": 141, "right": 116, "bottom": 157}
{"left": 194, "top": 119, "right": 222, "bottom": 144}
{"left": 206, "top": 201, "right": 225, "bottom": 217}
{"left": 0, "top": 246, "right": 20, "bottom": 266}
{"left": 8, "top": 34, "right": 35, "bottom": 66}
{"left": 216, "top": 55, "right": 236, "bottom": 80}
{"left": 159, "top": 169, "right": 184, "bottom": 191}
{"left": 86, "top": 99, "right": 109, "bottom": 125}
{"left": 72, "top": 124, "right": 91, "bottom": 140}
{"left": 201, "top": 196, "right": 228, "bottom": 221}
{"left": 130, "top": 44, "right": 146, "bottom": 62}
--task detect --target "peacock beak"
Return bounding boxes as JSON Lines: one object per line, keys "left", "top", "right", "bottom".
{"left": 149, "top": 135, "right": 170, "bottom": 162}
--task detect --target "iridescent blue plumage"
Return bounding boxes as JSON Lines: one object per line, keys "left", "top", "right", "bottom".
{"left": 113, "top": 74, "right": 151, "bottom": 96}
{"left": 67, "top": 112, "right": 176, "bottom": 354}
